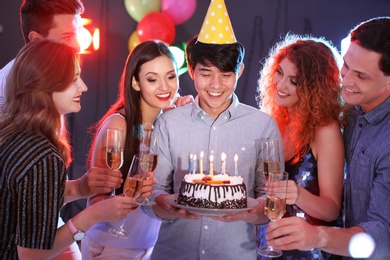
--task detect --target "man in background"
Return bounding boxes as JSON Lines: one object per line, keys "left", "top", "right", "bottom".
{"left": 0, "top": 0, "right": 82, "bottom": 115}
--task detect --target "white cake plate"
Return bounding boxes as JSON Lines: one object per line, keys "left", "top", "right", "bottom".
{"left": 165, "top": 194, "right": 260, "bottom": 217}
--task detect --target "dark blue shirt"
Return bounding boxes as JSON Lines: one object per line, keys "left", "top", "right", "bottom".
{"left": 343, "top": 97, "right": 390, "bottom": 258}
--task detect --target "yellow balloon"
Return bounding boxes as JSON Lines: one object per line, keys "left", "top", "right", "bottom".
{"left": 124, "top": 0, "right": 161, "bottom": 22}
{"left": 128, "top": 31, "right": 140, "bottom": 52}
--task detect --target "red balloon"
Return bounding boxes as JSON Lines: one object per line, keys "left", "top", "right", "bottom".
{"left": 137, "top": 12, "right": 176, "bottom": 45}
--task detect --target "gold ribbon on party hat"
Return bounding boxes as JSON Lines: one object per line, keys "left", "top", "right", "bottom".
{"left": 197, "top": 0, "right": 237, "bottom": 44}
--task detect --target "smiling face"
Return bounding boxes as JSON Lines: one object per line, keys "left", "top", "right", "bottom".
{"left": 341, "top": 42, "right": 390, "bottom": 113}
{"left": 52, "top": 62, "right": 88, "bottom": 115}
{"left": 273, "top": 58, "right": 299, "bottom": 109}
{"left": 132, "top": 55, "right": 179, "bottom": 114}
{"left": 190, "top": 63, "right": 243, "bottom": 119}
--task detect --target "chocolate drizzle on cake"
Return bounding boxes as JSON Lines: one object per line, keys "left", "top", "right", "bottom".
{"left": 178, "top": 181, "right": 247, "bottom": 209}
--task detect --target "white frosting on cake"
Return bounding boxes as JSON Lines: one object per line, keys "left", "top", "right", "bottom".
{"left": 183, "top": 173, "right": 244, "bottom": 185}
{"left": 180, "top": 173, "right": 247, "bottom": 206}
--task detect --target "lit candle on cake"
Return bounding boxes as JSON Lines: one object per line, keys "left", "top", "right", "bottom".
{"left": 234, "top": 154, "right": 238, "bottom": 176}
{"left": 189, "top": 154, "right": 193, "bottom": 174}
{"left": 199, "top": 151, "right": 204, "bottom": 174}
{"left": 192, "top": 154, "right": 197, "bottom": 175}
{"left": 221, "top": 152, "right": 226, "bottom": 175}
{"left": 209, "top": 154, "right": 214, "bottom": 176}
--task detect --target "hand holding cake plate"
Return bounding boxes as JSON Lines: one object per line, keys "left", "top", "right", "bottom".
{"left": 165, "top": 194, "right": 259, "bottom": 217}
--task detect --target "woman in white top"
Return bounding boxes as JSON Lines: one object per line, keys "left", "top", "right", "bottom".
{"left": 81, "top": 40, "right": 192, "bottom": 260}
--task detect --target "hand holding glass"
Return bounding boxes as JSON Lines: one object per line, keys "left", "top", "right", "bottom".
{"left": 109, "top": 155, "right": 143, "bottom": 239}
{"left": 258, "top": 171, "right": 288, "bottom": 258}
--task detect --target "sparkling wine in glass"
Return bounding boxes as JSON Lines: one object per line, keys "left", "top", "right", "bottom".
{"left": 109, "top": 155, "right": 143, "bottom": 239}
{"left": 262, "top": 139, "right": 281, "bottom": 181}
{"left": 136, "top": 153, "right": 158, "bottom": 206}
{"left": 137, "top": 125, "right": 158, "bottom": 206}
{"left": 258, "top": 171, "right": 288, "bottom": 258}
{"left": 106, "top": 128, "right": 124, "bottom": 196}
{"left": 140, "top": 153, "right": 158, "bottom": 172}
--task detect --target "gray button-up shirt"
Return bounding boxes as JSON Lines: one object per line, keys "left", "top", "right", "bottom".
{"left": 144, "top": 94, "right": 282, "bottom": 260}
{"left": 0, "top": 59, "right": 14, "bottom": 120}
{"left": 343, "top": 97, "right": 390, "bottom": 259}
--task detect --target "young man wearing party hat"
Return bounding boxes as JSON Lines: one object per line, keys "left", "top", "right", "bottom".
{"left": 143, "top": 0, "right": 283, "bottom": 259}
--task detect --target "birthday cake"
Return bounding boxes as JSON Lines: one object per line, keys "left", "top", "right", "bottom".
{"left": 178, "top": 173, "right": 247, "bottom": 209}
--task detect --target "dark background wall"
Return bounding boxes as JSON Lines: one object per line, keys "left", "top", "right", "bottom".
{"left": 1, "top": 0, "right": 389, "bottom": 219}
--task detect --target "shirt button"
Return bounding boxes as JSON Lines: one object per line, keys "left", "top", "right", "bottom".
{"left": 201, "top": 250, "right": 206, "bottom": 254}
{"left": 359, "top": 124, "right": 363, "bottom": 128}
{"left": 212, "top": 126, "right": 216, "bottom": 130}
{"left": 204, "top": 225, "right": 208, "bottom": 230}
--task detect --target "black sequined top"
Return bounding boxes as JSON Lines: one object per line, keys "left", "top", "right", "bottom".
{"left": 258, "top": 148, "right": 343, "bottom": 259}
{"left": 284, "top": 148, "right": 341, "bottom": 227}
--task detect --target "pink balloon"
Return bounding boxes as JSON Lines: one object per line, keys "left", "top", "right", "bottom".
{"left": 161, "top": 0, "right": 197, "bottom": 25}
{"left": 137, "top": 12, "right": 176, "bottom": 45}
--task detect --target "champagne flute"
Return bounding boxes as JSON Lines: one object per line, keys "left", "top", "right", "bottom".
{"left": 140, "top": 153, "right": 158, "bottom": 173}
{"left": 109, "top": 155, "right": 143, "bottom": 239}
{"left": 258, "top": 171, "right": 288, "bottom": 258}
{"left": 106, "top": 128, "right": 124, "bottom": 197}
{"left": 137, "top": 125, "right": 158, "bottom": 205}
{"left": 261, "top": 139, "right": 281, "bottom": 182}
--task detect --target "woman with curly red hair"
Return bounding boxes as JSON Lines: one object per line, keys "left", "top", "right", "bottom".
{"left": 257, "top": 33, "right": 345, "bottom": 259}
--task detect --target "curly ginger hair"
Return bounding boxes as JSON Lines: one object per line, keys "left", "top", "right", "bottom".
{"left": 257, "top": 33, "right": 345, "bottom": 163}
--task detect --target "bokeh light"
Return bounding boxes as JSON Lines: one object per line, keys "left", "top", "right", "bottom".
{"left": 78, "top": 18, "right": 100, "bottom": 54}
{"left": 78, "top": 27, "right": 92, "bottom": 53}
{"left": 349, "top": 232, "right": 375, "bottom": 258}
{"left": 169, "top": 42, "right": 188, "bottom": 76}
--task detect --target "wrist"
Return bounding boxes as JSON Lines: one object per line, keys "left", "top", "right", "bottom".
{"left": 64, "top": 180, "right": 80, "bottom": 203}
{"left": 76, "top": 175, "right": 90, "bottom": 198}
{"left": 316, "top": 225, "right": 329, "bottom": 249}
{"left": 252, "top": 200, "right": 269, "bottom": 225}
{"left": 66, "top": 218, "right": 86, "bottom": 241}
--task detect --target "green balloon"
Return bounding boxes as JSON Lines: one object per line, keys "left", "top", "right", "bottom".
{"left": 124, "top": 0, "right": 161, "bottom": 22}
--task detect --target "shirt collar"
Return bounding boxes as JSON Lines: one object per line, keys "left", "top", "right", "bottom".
{"left": 191, "top": 93, "right": 240, "bottom": 120}
{"left": 357, "top": 97, "right": 390, "bottom": 125}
